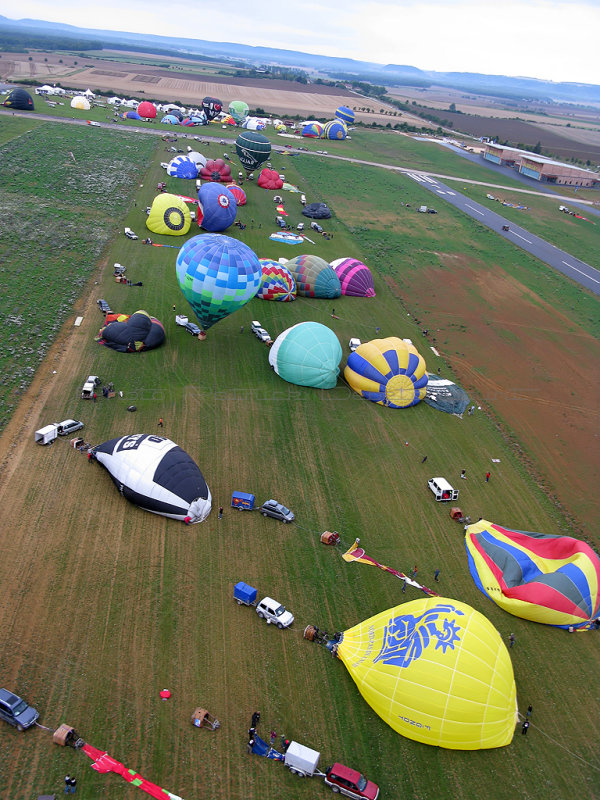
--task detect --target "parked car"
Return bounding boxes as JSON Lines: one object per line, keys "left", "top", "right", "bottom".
{"left": 259, "top": 499, "right": 295, "bottom": 523}
{"left": 349, "top": 338, "right": 361, "bottom": 352}
{"left": 0, "top": 689, "right": 39, "bottom": 731}
{"left": 427, "top": 208, "right": 438, "bottom": 214}
{"left": 310, "top": 222, "right": 323, "bottom": 233}
{"left": 124, "top": 227, "right": 138, "bottom": 240}
{"left": 256, "top": 596, "right": 294, "bottom": 628}
{"left": 324, "top": 763, "right": 380, "bottom": 799}
{"left": 250, "top": 320, "right": 263, "bottom": 335}
{"left": 97, "top": 299, "right": 111, "bottom": 313}
{"left": 184, "top": 321, "right": 203, "bottom": 337}
{"left": 54, "top": 419, "right": 84, "bottom": 436}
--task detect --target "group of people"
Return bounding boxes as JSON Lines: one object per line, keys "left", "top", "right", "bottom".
{"left": 246, "top": 711, "right": 290, "bottom": 754}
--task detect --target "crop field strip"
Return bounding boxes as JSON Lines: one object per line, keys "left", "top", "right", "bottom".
{"left": 0, "top": 116, "right": 598, "bottom": 800}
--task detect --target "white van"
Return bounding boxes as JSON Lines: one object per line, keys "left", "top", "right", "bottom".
{"left": 428, "top": 477, "right": 459, "bottom": 501}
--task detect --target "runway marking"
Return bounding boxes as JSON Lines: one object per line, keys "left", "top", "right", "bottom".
{"left": 562, "top": 261, "right": 600, "bottom": 284}
{"left": 447, "top": 191, "right": 456, "bottom": 196}
{"left": 465, "top": 204, "right": 484, "bottom": 216}
{"left": 436, "top": 190, "right": 446, "bottom": 195}
{"left": 511, "top": 231, "right": 532, "bottom": 243}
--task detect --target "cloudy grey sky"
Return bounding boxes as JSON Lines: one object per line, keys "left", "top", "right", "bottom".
{"left": 2, "top": 1, "right": 599, "bottom": 84}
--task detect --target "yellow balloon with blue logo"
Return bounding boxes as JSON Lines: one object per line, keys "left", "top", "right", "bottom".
{"left": 336, "top": 597, "right": 517, "bottom": 749}
{"left": 344, "top": 337, "right": 428, "bottom": 408}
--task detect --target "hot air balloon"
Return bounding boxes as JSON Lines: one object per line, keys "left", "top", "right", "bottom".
{"left": 121, "top": 111, "right": 142, "bottom": 121}
{"left": 96, "top": 311, "right": 165, "bottom": 353}
{"left": 146, "top": 194, "right": 191, "bottom": 236}
{"left": 257, "top": 168, "right": 283, "bottom": 190}
{"left": 186, "top": 151, "right": 207, "bottom": 169}
{"left": 197, "top": 183, "right": 237, "bottom": 232}
{"left": 301, "top": 122, "right": 323, "bottom": 138}
{"left": 330, "top": 258, "right": 376, "bottom": 297}
{"left": 3, "top": 88, "right": 34, "bottom": 110}
{"left": 161, "top": 114, "right": 180, "bottom": 125}
{"left": 322, "top": 120, "right": 347, "bottom": 140}
{"left": 465, "top": 520, "right": 600, "bottom": 629}
{"left": 344, "top": 338, "right": 428, "bottom": 408}
{"left": 285, "top": 255, "right": 341, "bottom": 298}
{"left": 198, "top": 159, "right": 232, "bottom": 183}
{"left": 167, "top": 108, "right": 184, "bottom": 121}
{"left": 269, "top": 322, "right": 341, "bottom": 389}
{"left": 202, "top": 96, "right": 222, "bottom": 122}
{"left": 235, "top": 131, "right": 271, "bottom": 173}
{"left": 335, "top": 106, "right": 355, "bottom": 125}
{"left": 337, "top": 597, "right": 517, "bottom": 750}
{"left": 167, "top": 156, "right": 198, "bottom": 179}
{"left": 257, "top": 259, "right": 296, "bottom": 301}
{"left": 94, "top": 434, "right": 211, "bottom": 523}
{"left": 175, "top": 234, "right": 261, "bottom": 331}
{"left": 137, "top": 101, "right": 157, "bottom": 119}
{"left": 229, "top": 100, "right": 249, "bottom": 123}
{"left": 71, "top": 95, "right": 91, "bottom": 110}
{"left": 302, "top": 202, "right": 331, "bottom": 219}
{"left": 227, "top": 185, "right": 247, "bottom": 206}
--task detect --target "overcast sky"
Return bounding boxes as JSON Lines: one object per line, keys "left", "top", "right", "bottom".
{"left": 2, "top": 1, "right": 599, "bottom": 84}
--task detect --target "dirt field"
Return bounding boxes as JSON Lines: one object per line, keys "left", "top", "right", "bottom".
{"left": 0, "top": 51, "right": 433, "bottom": 129}
{"left": 387, "top": 255, "right": 600, "bottom": 535}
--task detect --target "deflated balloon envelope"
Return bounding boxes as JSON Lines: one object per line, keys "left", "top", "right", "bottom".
{"left": 197, "top": 183, "right": 237, "bottom": 232}
{"left": 330, "top": 258, "right": 375, "bottom": 297}
{"left": 94, "top": 434, "right": 211, "bottom": 523}
{"left": 337, "top": 597, "right": 517, "bottom": 750}
{"left": 146, "top": 193, "right": 191, "bottom": 236}
{"left": 167, "top": 156, "right": 198, "bottom": 179}
{"left": 96, "top": 310, "right": 165, "bottom": 352}
{"left": 257, "top": 259, "right": 296, "bottom": 301}
{"left": 269, "top": 322, "right": 342, "bottom": 389}
{"left": 465, "top": 520, "right": 600, "bottom": 629}
{"left": 344, "top": 337, "right": 428, "bottom": 408}
{"left": 285, "top": 255, "right": 341, "bottom": 298}
{"left": 175, "top": 234, "right": 261, "bottom": 330}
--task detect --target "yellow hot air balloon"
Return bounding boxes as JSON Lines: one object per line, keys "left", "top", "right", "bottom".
{"left": 336, "top": 597, "right": 517, "bottom": 750}
{"left": 146, "top": 193, "right": 191, "bottom": 236}
{"left": 344, "top": 337, "right": 428, "bottom": 408}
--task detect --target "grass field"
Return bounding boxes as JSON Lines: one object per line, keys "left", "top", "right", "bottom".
{"left": 0, "top": 116, "right": 599, "bottom": 800}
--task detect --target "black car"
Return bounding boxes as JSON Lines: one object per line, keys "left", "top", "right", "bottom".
{"left": 97, "top": 299, "right": 111, "bottom": 313}
{"left": 0, "top": 688, "right": 39, "bottom": 730}
{"left": 427, "top": 208, "right": 438, "bottom": 214}
{"left": 184, "top": 321, "right": 203, "bottom": 336}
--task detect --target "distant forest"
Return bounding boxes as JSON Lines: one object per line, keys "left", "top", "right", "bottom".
{"left": 0, "top": 29, "right": 101, "bottom": 51}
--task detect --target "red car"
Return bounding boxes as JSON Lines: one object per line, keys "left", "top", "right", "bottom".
{"left": 324, "top": 763, "right": 379, "bottom": 799}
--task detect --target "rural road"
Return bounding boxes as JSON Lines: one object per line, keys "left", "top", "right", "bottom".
{"left": 3, "top": 108, "right": 599, "bottom": 293}
{"left": 404, "top": 172, "right": 600, "bottom": 295}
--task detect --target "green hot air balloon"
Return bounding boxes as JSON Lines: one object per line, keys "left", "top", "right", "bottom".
{"left": 229, "top": 100, "right": 249, "bottom": 122}
{"left": 235, "top": 131, "right": 272, "bottom": 173}
{"left": 268, "top": 322, "right": 342, "bottom": 389}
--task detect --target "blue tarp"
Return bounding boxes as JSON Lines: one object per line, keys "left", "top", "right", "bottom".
{"left": 251, "top": 735, "right": 285, "bottom": 760}
{"left": 234, "top": 581, "right": 257, "bottom": 605}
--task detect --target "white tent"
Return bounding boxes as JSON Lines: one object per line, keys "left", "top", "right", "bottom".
{"left": 83, "top": 88, "right": 96, "bottom": 98}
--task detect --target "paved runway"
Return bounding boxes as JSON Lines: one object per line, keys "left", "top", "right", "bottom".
{"left": 405, "top": 172, "right": 600, "bottom": 295}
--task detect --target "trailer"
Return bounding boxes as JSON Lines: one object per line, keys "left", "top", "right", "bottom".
{"left": 233, "top": 582, "right": 257, "bottom": 606}
{"left": 284, "top": 741, "right": 322, "bottom": 777}
{"left": 231, "top": 491, "right": 255, "bottom": 510}
{"left": 35, "top": 424, "right": 58, "bottom": 445}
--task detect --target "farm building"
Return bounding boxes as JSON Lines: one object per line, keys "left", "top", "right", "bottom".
{"left": 483, "top": 143, "right": 599, "bottom": 186}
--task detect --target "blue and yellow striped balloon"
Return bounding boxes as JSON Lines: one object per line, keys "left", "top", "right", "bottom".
{"left": 344, "top": 337, "right": 427, "bottom": 408}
